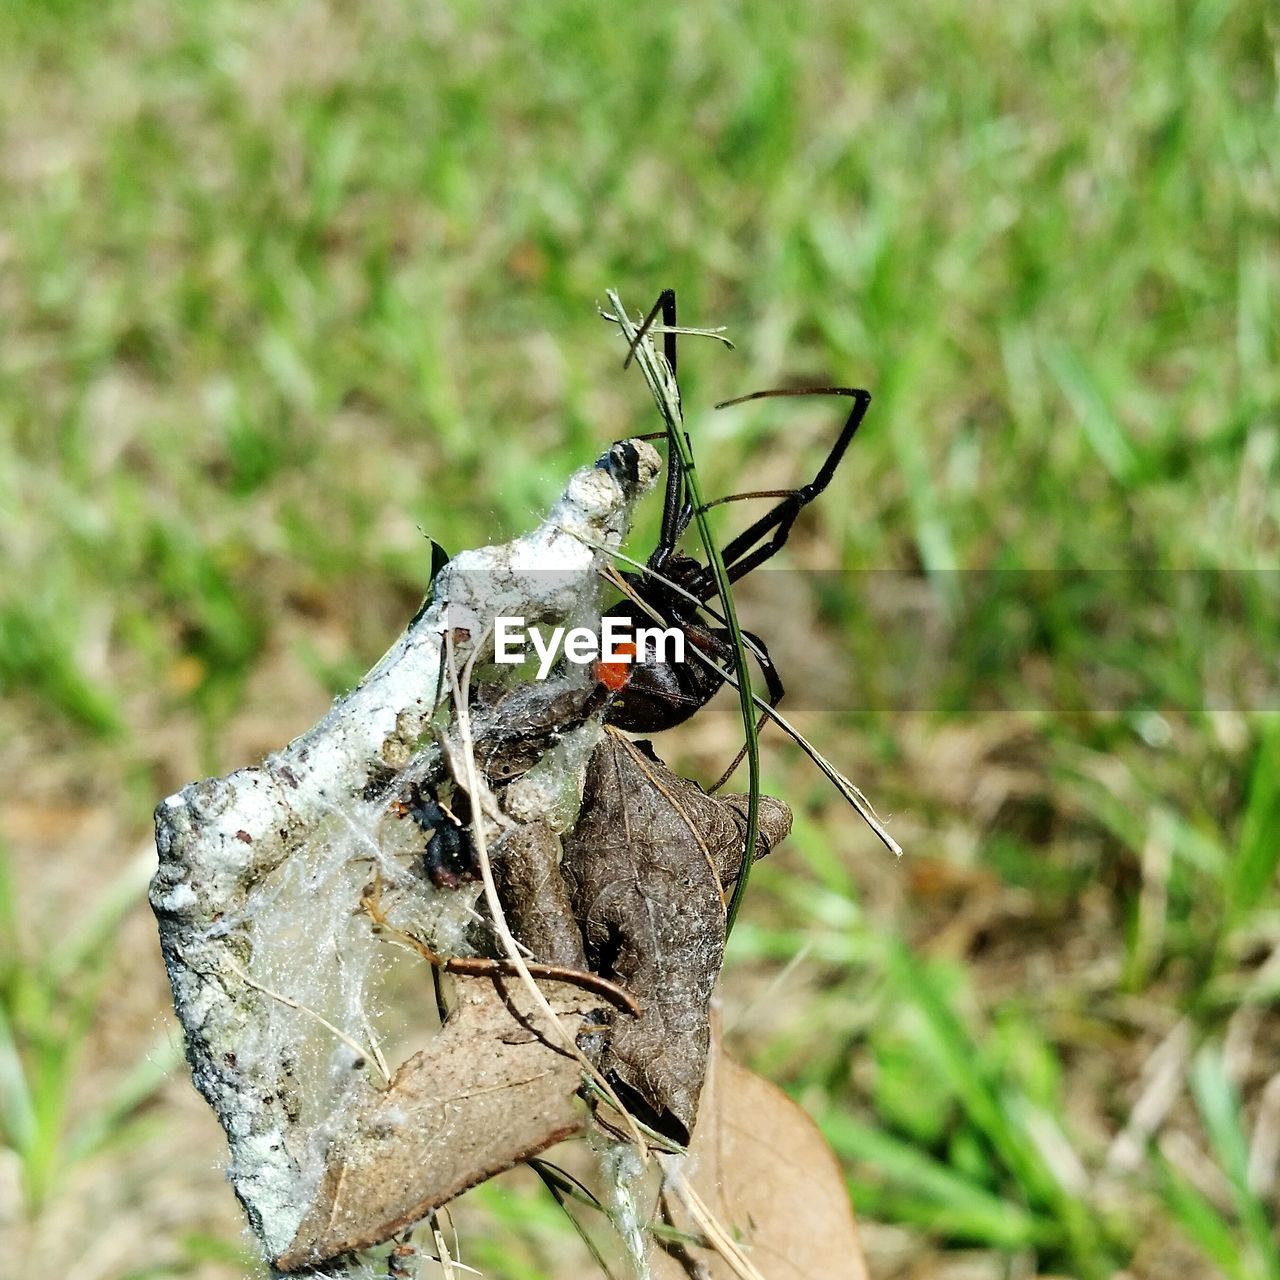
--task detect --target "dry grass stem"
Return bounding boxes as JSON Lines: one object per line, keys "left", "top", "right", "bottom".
{"left": 659, "top": 1156, "right": 770, "bottom": 1280}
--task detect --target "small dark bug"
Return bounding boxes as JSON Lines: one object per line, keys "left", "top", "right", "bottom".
{"left": 396, "top": 787, "right": 475, "bottom": 889}
{"left": 597, "top": 290, "right": 872, "bottom": 733}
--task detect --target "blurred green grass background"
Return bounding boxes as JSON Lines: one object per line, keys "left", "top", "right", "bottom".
{"left": 0, "top": 1, "right": 1277, "bottom": 1276}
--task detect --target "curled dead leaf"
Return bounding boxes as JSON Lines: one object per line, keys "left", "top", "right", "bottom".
{"left": 491, "top": 819, "right": 589, "bottom": 970}
{"left": 276, "top": 977, "right": 611, "bottom": 1271}
{"left": 561, "top": 732, "right": 792, "bottom": 1145}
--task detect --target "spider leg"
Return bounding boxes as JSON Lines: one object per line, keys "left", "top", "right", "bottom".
{"left": 688, "top": 386, "right": 872, "bottom": 598}
{"left": 672, "top": 480, "right": 696, "bottom": 542}
{"left": 741, "top": 627, "right": 785, "bottom": 707}
{"left": 706, "top": 627, "right": 785, "bottom": 793}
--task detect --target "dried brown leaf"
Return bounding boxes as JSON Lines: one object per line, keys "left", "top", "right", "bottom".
{"left": 652, "top": 1015, "right": 868, "bottom": 1280}
{"left": 492, "top": 819, "right": 590, "bottom": 970}
{"left": 276, "top": 977, "right": 611, "bottom": 1271}
{"left": 562, "top": 732, "right": 792, "bottom": 1145}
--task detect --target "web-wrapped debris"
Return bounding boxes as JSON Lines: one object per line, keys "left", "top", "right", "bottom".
{"left": 151, "top": 439, "right": 660, "bottom": 1264}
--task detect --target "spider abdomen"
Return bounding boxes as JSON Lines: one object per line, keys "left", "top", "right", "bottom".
{"left": 597, "top": 603, "right": 731, "bottom": 733}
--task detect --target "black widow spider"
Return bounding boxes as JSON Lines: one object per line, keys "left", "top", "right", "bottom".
{"left": 400, "top": 293, "right": 871, "bottom": 890}
{"left": 595, "top": 290, "right": 872, "bottom": 733}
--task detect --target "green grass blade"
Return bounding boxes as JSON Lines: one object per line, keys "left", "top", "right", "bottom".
{"left": 1156, "top": 1154, "right": 1253, "bottom": 1280}
{"left": 1190, "top": 1046, "right": 1280, "bottom": 1278}
{"left": 824, "top": 1111, "right": 1052, "bottom": 1249}
{"left": 884, "top": 942, "right": 1117, "bottom": 1272}
{"left": 1226, "top": 716, "right": 1280, "bottom": 923}
{"left": 65, "top": 1033, "right": 184, "bottom": 1164}
{"left": 529, "top": 1160, "right": 619, "bottom": 1280}
{"left": 48, "top": 845, "right": 156, "bottom": 984}
{"left": 885, "top": 942, "right": 1056, "bottom": 1206}
{"left": 0, "top": 1001, "right": 35, "bottom": 1156}
{"left": 1043, "top": 340, "right": 1139, "bottom": 483}
{"left": 606, "top": 291, "right": 761, "bottom": 937}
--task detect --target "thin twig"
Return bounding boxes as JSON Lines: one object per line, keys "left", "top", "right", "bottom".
{"left": 361, "top": 877, "right": 642, "bottom": 1016}
{"left": 1105, "top": 1017, "right": 1191, "bottom": 1174}
{"left": 599, "top": 301, "right": 734, "bottom": 366}
{"left": 428, "top": 1210, "right": 478, "bottom": 1278}
{"left": 360, "top": 1006, "right": 392, "bottom": 1083}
